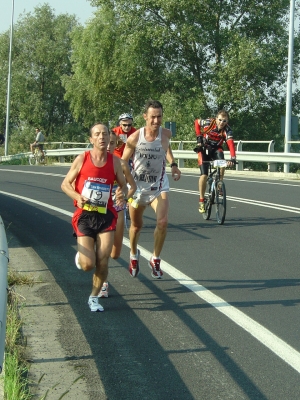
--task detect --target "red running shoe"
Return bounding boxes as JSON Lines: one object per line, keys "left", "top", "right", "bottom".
{"left": 148, "top": 257, "right": 163, "bottom": 279}
{"left": 129, "top": 249, "right": 140, "bottom": 277}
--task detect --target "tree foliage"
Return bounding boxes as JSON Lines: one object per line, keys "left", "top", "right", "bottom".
{"left": 0, "top": 4, "right": 85, "bottom": 144}
{"left": 0, "top": 1, "right": 299, "bottom": 154}
{"left": 79, "top": 0, "right": 299, "bottom": 139}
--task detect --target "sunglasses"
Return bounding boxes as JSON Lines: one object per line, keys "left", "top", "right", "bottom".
{"left": 218, "top": 118, "right": 227, "bottom": 123}
{"left": 122, "top": 124, "right": 132, "bottom": 127}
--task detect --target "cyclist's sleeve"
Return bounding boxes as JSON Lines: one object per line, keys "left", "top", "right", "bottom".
{"left": 194, "top": 119, "right": 201, "bottom": 137}
{"left": 224, "top": 126, "right": 236, "bottom": 158}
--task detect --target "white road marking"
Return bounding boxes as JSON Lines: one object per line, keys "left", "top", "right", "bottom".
{"left": 1, "top": 189, "right": 300, "bottom": 374}
{"left": 183, "top": 173, "right": 300, "bottom": 187}
{"left": 0, "top": 168, "right": 65, "bottom": 177}
{"left": 170, "top": 188, "right": 300, "bottom": 213}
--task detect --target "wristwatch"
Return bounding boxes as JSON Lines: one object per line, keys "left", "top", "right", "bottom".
{"left": 170, "top": 162, "right": 178, "bottom": 168}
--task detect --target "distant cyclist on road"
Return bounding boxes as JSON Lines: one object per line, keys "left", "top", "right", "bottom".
{"left": 30, "top": 128, "right": 45, "bottom": 158}
{"left": 194, "top": 110, "right": 237, "bottom": 213}
{"left": 112, "top": 113, "right": 136, "bottom": 158}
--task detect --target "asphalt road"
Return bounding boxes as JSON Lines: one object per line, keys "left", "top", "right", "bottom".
{"left": 0, "top": 165, "right": 300, "bottom": 400}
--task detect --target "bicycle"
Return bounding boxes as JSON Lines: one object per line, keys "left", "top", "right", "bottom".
{"left": 202, "top": 159, "right": 228, "bottom": 225}
{"left": 29, "top": 148, "right": 46, "bottom": 165}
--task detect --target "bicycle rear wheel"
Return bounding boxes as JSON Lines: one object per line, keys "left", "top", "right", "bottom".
{"left": 36, "top": 150, "right": 44, "bottom": 164}
{"left": 202, "top": 193, "right": 212, "bottom": 220}
{"left": 28, "top": 154, "right": 36, "bottom": 165}
{"left": 215, "top": 180, "right": 226, "bottom": 225}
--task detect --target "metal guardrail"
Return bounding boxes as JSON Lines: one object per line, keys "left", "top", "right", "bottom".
{"left": 0, "top": 216, "right": 9, "bottom": 374}
{"left": 0, "top": 140, "right": 299, "bottom": 171}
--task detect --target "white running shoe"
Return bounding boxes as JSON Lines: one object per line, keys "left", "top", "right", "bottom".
{"left": 98, "top": 282, "right": 109, "bottom": 298}
{"left": 75, "top": 252, "right": 82, "bottom": 269}
{"left": 88, "top": 296, "right": 104, "bottom": 312}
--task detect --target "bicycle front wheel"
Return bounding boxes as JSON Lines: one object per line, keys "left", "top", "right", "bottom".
{"left": 215, "top": 180, "right": 226, "bottom": 225}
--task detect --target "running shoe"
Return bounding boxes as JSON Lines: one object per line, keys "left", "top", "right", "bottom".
{"left": 129, "top": 249, "right": 140, "bottom": 277}
{"left": 98, "top": 282, "right": 109, "bottom": 298}
{"left": 75, "top": 252, "right": 82, "bottom": 269}
{"left": 199, "top": 202, "right": 205, "bottom": 213}
{"left": 88, "top": 296, "right": 104, "bottom": 312}
{"left": 148, "top": 257, "right": 163, "bottom": 279}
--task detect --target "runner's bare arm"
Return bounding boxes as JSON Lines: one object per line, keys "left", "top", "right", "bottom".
{"left": 166, "top": 144, "right": 181, "bottom": 181}
{"left": 113, "top": 156, "right": 127, "bottom": 207}
{"left": 121, "top": 130, "right": 139, "bottom": 162}
{"left": 121, "top": 160, "right": 137, "bottom": 199}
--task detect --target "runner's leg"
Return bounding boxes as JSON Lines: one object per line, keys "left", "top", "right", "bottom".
{"left": 92, "top": 231, "right": 114, "bottom": 296}
{"left": 150, "top": 192, "right": 169, "bottom": 258}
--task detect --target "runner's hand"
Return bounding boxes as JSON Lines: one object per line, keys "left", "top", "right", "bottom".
{"left": 77, "top": 195, "right": 89, "bottom": 208}
{"left": 172, "top": 166, "right": 181, "bottom": 181}
{"left": 115, "top": 187, "right": 126, "bottom": 208}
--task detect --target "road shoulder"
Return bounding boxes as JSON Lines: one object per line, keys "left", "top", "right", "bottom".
{"left": 8, "top": 235, "right": 105, "bottom": 399}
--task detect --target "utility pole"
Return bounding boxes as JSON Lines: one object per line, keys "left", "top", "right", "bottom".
{"left": 284, "top": 0, "right": 295, "bottom": 173}
{"left": 4, "top": 0, "right": 14, "bottom": 156}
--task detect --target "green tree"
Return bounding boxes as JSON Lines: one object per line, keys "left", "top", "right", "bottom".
{"left": 83, "top": 0, "right": 300, "bottom": 140}
{"left": 63, "top": 3, "right": 171, "bottom": 127}
{"left": 0, "top": 4, "right": 85, "bottom": 148}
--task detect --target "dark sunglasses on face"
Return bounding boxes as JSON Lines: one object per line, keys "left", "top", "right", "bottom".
{"left": 122, "top": 124, "right": 132, "bottom": 127}
{"left": 218, "top": 118, "right": 227, "bottom": 123}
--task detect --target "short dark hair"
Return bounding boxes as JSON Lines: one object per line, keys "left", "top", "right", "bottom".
{"left": 89, "top": 122, "right": 108, "bottom": 136}
{"left": 216, "top": 109, "right": 229, "bottom": 120}
{"left": 144, "top": 100, "right": 163, "bottom": 114}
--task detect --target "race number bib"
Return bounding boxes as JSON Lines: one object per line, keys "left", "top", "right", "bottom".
{"left": 81, "top": 180, "right": 110, "bottom": 214}
{"left": 213, "top": 160, "right": 227, "bottom": 168}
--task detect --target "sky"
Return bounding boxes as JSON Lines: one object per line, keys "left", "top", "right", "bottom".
{"left": 1, "top": 0, "right": 96, "bottom": 33}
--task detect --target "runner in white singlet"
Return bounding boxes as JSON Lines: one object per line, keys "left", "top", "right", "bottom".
{"left": 132, "top": 126, "right": 169, "bottom": 206}
{"left": 122, "top": 100, "right": 181, "bottom": 280}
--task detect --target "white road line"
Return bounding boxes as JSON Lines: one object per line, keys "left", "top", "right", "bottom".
{"left": 183, "top": 173, "right": 300, "bottom": 187}
{"left": 170, "top": 188, "right": 300, "bottom": 213}
{"left": 0, "top": 168, "right": 66, "bottom": 177}
{"left": 2, "top": 168, "right": 300, "bottom": 187}
{"left": 1, "top": 189, "right": 300, "bottom": 374}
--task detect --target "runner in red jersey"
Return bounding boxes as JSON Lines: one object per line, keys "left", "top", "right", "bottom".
{"left": 61, "top": 122, "right": 127, "bottom": 312}
{"left": 194, "top": 109, "right": 237, "bottom": 213}
{"left": 112, "top": 113, "right": 136, "bottom": 158}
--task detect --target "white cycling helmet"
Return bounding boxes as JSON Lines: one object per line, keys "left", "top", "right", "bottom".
{"left": 118, "top": 113, "right": 133, "bottom": 122}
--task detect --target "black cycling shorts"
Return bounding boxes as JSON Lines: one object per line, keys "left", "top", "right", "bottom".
{"left": 198, "top": 147, "right": 224, "bottom": 176}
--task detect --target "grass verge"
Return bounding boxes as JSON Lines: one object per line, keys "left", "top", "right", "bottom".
{"left": 2, "top": 268, "right": 35, "bottom": 400}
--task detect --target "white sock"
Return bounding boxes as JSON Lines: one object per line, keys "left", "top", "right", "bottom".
{"left": 130, "top": 253, "right": 138, "bottom": 259}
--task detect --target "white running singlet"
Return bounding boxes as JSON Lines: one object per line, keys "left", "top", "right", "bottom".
{"left": 132, "top": 127, "right": 169, "bottom": 205}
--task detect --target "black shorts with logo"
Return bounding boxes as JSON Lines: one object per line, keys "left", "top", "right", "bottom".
{"left": 72, "top": 208, "right": 117, "bottom": 239}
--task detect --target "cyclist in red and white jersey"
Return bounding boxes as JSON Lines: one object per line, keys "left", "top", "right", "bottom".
{"left": 194, "top": 109, "right": 237, "bottom": 213}
{"left": 112, "top": 113, "right": 136, "bottom": 158}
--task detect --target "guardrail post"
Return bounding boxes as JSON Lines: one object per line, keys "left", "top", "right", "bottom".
{"left": 236, "top": 141, "right": 243, "bottom": 171}
{"left": 0, "top": 216, "right": 9, "bottom": 374}
{"left": 59, "top": 142, "right": 65, "bottom": 163}
{"left": 177, "top": 141, "right": 184, "bottom": 168}
{"left": 267, "top": 140, "right": 276, "bottom": 172}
